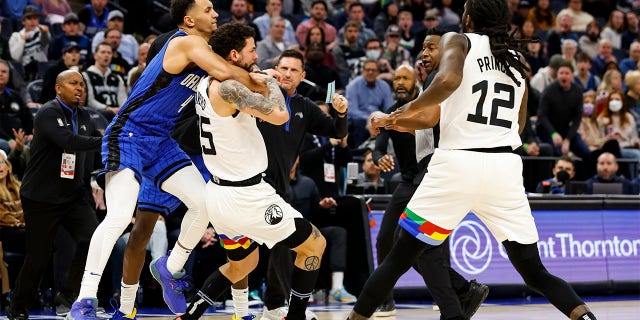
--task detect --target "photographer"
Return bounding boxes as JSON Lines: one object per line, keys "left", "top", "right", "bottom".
{"left": 535, "top": 156, "right": 576, "bottom": 194}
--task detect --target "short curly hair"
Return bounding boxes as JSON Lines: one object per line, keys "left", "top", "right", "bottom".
{"left": 208, "top": 23, "right": 256, "bottom": 59}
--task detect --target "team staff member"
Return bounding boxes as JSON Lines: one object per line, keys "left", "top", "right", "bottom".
{"left": 258, "top": 49, "right": 348, "bottom": 320}
{"left": 8, "top": 70, "right": 102, "bottom": 320}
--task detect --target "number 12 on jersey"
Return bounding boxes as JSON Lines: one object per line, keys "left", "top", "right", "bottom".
{"left": 466, "top": 80, "right": 515, "bottom": 129}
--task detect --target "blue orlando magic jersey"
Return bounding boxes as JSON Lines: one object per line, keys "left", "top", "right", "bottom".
{"left": 103, "top": 30, "right": 206, "bottom": 138}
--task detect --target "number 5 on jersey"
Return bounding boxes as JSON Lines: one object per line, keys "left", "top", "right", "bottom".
{"left": 199, "top": 115, "right": 216, "bottom": 155}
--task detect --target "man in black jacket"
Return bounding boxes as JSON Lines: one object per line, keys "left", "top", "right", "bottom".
{"left": 8, "top": 70, "right": 102, "bottom": 320}
{"left": 259, "top": 49, "right": 348, "bottom": 320}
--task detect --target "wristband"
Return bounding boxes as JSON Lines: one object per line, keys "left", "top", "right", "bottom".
{"left": 522, "top": 143, "right": 528, "bottom": 152}
{"left": 337, "top": 111, "right": 347, "bottom": 118}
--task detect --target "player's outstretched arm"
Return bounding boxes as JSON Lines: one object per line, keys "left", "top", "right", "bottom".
{"left": 171, "top": 36, "right": 267, "bottom": 95}
{"left": 219, "top": 74, "right": 288, "bottom": 125}
{"left": 389, "top": 32, "right": 466, "bottom": 129}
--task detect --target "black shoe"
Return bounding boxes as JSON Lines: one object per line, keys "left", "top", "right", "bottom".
{"left": 54, "top": 292, "right": 73, "bottom": 308}
{"left": 7, "top": 309, "right": 29, "bottom": 320}
{"left": 458, "top": 280, "right": 489, "bottom": 319}
{"left": 372, "top": 301, "right": 396, "bottom": 317}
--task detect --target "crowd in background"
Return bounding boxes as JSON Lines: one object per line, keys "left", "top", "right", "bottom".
{"left": 0, "top": 0, "right": 639, "bottom": 313}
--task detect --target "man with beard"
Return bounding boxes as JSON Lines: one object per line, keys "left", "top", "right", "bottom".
{"left": 220, "top": 0, "right": 261, "bottom": 41}
{"left": 371, "top": 50, "right": 487, "bottom": 319}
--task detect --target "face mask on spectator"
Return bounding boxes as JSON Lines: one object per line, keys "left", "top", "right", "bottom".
{"left": 608, "top": 100, "right": 623, "bottom": 112}
{"left": 583, "top": 103, "right": 594, "bottom": 116}
{"left": 366, "top": 50, "right": 381, "bottom": 59}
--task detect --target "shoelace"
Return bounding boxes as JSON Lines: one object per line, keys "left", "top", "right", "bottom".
{"left": 79, "top": 303, "right": 97, "bottom": 317}
{"left": 172, "top": 275, "right": 193, "bottom": 294}
{"left": 109, "top": 297, "right": 120, "bottom": 318}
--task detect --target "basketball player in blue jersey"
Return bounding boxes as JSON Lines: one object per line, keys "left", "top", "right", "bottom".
{"left": 175, "top": 23, "right": 326, "bottom": 320}
{"left": 350, "top": 1, "right": 598, "bottom": 320}
{"left": 68, "top": 1, "right": 266, "bottom": 319}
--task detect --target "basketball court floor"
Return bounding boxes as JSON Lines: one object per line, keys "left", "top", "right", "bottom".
{"left": 9, "top": 296, "right": 639, "bottom": 319}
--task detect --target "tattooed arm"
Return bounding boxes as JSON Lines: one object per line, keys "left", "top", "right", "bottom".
{"left": 218, "top": 75, "right": 289, "bottom": 125}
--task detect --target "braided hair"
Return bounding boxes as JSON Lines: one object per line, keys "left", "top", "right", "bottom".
{"left": 465, "top": 0, "right": 535, "bottom": 86}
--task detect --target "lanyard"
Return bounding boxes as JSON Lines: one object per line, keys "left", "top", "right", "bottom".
{"left": 282, "top": 88, "right": 296, "bottom": 132}
{"left": 312, "top": 135, "right": 335, "bottom": 162}
{"left": 56, "top": 97, "right": 77, "bottom": 134}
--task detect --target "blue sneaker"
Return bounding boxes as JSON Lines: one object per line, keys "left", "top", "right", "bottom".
{"left": 110, "top": 308, "right": 136, "bottom": 320}
{"left": 149, "top": 255, "right": 191, "bottom": 314}
{"left": 66, "top": 298, "right": 98, "bottom": 320}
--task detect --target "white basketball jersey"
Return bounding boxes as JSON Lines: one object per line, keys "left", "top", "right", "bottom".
{"left": 195, "top": 76, "right": 268, "bottom": 181}
{"left": 438, "top": 33, "right": 525, "bottom": 150}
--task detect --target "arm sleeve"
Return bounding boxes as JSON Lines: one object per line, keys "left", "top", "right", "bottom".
{"left": 537, "top": 89, "right": 556, "bottom": 136}
{"left": 565, "top": 95, "right": 583, "bottom": 140}
{"left": 9, "top": 32, "right": 25, "bottom": 62}
{"left": 116, "top": 75, "right": 127, "bottom": 108}
{"left": 36, "top": 106, "right": 102, "bottom": 152}
{"left": 305, "top": 100, "right": 348, "bottom": 138}
{"left": 83, "top": 72, "right": 108, "bottom": 110}
{"left": 373, "top": 129, "right": 390, "bottom": 165}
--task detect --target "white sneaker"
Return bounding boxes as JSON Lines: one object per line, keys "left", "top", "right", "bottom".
{"left": 260, "top": 306, "right": 318, "bottom": 320}
{"left": 260, "top": 306, "right": 288, "bottom": 320}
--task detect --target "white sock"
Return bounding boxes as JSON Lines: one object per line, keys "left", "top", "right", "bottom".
{"left": 332, "top": 272, "right": 344, "bottom": 291}
{"left": 232, "top": 287, "right": 249, "bottom": 318}
{"left": 167, "top": 247, "right": 191, "bottom": 274}
{"left": 76, "top": 272, "right": 101, "bottom": 301}
{"left": 119, "top": 281, "right": 139, "bottom": 315}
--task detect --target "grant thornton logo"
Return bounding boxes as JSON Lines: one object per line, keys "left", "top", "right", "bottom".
{"left": 450, "top": 220, "right": 492, "bottom": 274}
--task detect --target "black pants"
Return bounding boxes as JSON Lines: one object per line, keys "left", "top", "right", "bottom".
{"left": 263, "top": 226, "right": 347, "bottom": 309}
{"left": 377, "top": 180, "right": 467, "bottom": 317}
{"left": 10, "top": 197, "right": 98, "bottom": 311}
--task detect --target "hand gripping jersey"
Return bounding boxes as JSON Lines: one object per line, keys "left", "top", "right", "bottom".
{"left": 195, "top": 76, "right": 269, "bottom": 182}
{"left": 438, "top": 33, "right": 525, "bottom": 151}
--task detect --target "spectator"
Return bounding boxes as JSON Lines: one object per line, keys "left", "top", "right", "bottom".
{"left": 301, "top": 26, "right": 336, "bottom": 68}
{"left": 518, "top": 61, "right": 553, "bottom": 157}
{"left": 40, "top": 0, "right": 72, "bottom": 25}
{"left": 0, "top": 60, "right": 33, "bottom": 155}
{"left": 295, "top": 0, "right": 337, "bottom": 50}
{"left": 622, "top": 11, "right": 639, "bottom": 53}
{"left": 525, "top": 39, "right": 546, "bottom": 75}
{"left": 601, "top": 9, "right": 625, "bottom": 50}
{"left": 345, "top": 59, "right": 394, "bottom": 147}
{"left": 82, "top": 42, "right": 127, "bottom": 122}
{"left": 530, "top": 54, "right": 563, "bottom": 93}
{"left": 619, "top": 42, "right": 640, "bottom": 77}
{"left": 98, "top": 28, "right": 131, "bottom": 79}
{"left": 90, "top": 10, "right": 139, "bottom": 66}
{"left": 591, "top": 39, "right": 617, "bottom": 78}
{"left": 546, "top": 13, "right": 578, "bottom": 57}
{"left": 578, "top": 20, "right": 602, "bottom": 59}
{"left": 624, "top": 70, "right": 640, "bottom": 130}
{"left": 48, "top": 13, "right": 91, "bottom": 64}
{"left": 586, "top": 152, "right": 638, "bottom": 194}
{"left": 303, "top": 41, "right": 342, "bottom": 101}
{"left": 596, "top": 69, "right": 624, "bottom": 110}
{"left": 373, "top": 1, "right": 399, "bottom": 40}
{"left": 256, "top": 17, "right": 296, "bottom": 70}
{"left": 561, "top": 38, "right": 578, "bottom": 70}
{"left": 557, "top": 0, "right": 595, "bottom": 32}
{"left": 253, "top": 0, "right": 297, "bottom": 45}
{"left": 126, "top": 43, "right": 150, "bottom": 89}
{"left": 288, "top": 157, "right": 357, "bottom": 303}
{"left": 0, "top": 22, "right": 11, "bottom": 61}
{"left": 77, "top": 0, "right": 109, "bottom": 39}
{"left": 412, "top": 10, "right": 442, "bottom": 57}
{"left": 574, "top": 52, "right": 601, "bottom": 92}
{"left": 1, "top": 0, "right": 35, "bottom": 21}
{"left": 527, "top": 0, "right": 555, "bottom": 31}
{"left": 397, "top": 11, "right": 415, "bottom": 53}
{"left": 219, "top": 0, "right": 261, "bottom": 41}
{"left": 0, "top": 148, "right": 25, "bottom": 290}
{"left": 40, "top": 41, "right": 81, "bottom": 104}
{"left": 353, "top": 149, "right": 384, "bottom": 192}
{"left": 537, "top": 61, "right": 591, "bottom": 158}
{"left": 432, "top": 0, "right": 460, "bottom": 28}
{"left": 9, "top": 5, "right": 50, "bottom": 82}
{"left": 332, "top": 20, "right": 365, "bottom": 86}
{"left": 7, "top": 70, "right": 101, "bottom": 320}
{"left": 597, "top": 90, "right": 640, "bottom": 165}
{"left": 400, "top": 0, "right": 429, "bottom": 22}
{"left": 338, "top": 3, "right": 376, "bottom": 48}
{"left": 517, "top": 19, "right": 536, "bottom": 41}
{"left": 535, "top": 156, "right": 576, "bottom": 194}
{"left": 381, "top": 25, "right": 412, "bottom": 76}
